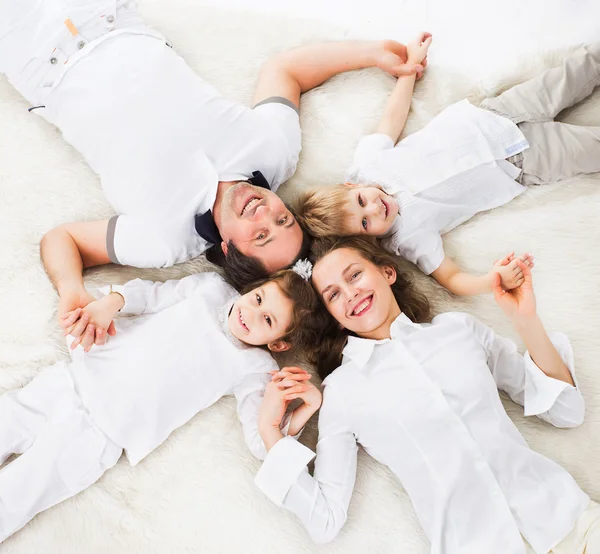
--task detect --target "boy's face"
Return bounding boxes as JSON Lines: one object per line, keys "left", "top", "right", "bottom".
{"left": 228, "top": 281, "right": 293, "bottom": 348}
{"left": 343, "top": 184, "right": 398, "bottom": 237}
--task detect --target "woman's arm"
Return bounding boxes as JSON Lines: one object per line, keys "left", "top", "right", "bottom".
{"left": 256, "top": 385, "right": 358, "bottom": 544}
{"left": 466, "top": 261, "right": 584, "bottom": 427}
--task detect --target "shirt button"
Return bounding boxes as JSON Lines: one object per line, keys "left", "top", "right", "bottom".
{"left": 77, "top": 40, "right": 85, "bottom": 49}
{"left": 50, "top": 57, "right": 57, "bottom": 64}
{"left": 106, "top": 14, "right": 115, "bottom": 23}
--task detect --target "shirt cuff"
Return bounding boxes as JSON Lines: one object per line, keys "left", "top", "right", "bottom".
{"left": 523, "top": 331, "right": 578, "bottom": 417}
{"left": 254, "top": 436, "right": 315, "bottom": 506}
{"left": 98, "top": 283, "right": 144, "bottom": 315}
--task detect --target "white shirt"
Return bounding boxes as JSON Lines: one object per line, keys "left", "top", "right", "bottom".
{"left": 69, "top": 272, "right": 280, "bottom": 466}
{"left": 255, "top": 312, "right": 588, "bottom": 554}
{"left": 346, "top": 100, "right": 529, "bottom": 274}
{"left": 22, "top": 4, "right": 301, "bottom": 268}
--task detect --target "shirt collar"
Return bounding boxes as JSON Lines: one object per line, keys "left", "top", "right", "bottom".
{"left": 194, "top": 170, "right": 271, "bottom": 244}
{"left": 341, "top": 312, "right": 422, "bottom": 370}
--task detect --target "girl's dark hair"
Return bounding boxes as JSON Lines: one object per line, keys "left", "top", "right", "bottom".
{"left": 242, "top": 269, "right": 329, "bottom": 359}
{"left": 308, "top": 235, "right": 431, "bottom": 379}
{"left": 206, "top": 209, "right": 313, "bottom": 291}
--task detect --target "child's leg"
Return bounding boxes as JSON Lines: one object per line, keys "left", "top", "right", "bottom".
{"left": 481, "top": 43, "right": 600, "bottom": 124}
{"left": 0, "top": 363, "right": 121, "bottom": 543}
{"left": 0, "top": 361, "right": 75, "bottom": 465}
{"left": 516, "top": 121, "right": 600, "bottom": 185}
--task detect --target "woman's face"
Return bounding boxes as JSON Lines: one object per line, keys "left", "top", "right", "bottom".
{"left": 312, "top": 247, "right": 400, "bottom": 340}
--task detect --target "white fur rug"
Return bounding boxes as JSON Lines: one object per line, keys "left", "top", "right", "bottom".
{"left": 1, "top": 2, "right": 599, "bottom": 553}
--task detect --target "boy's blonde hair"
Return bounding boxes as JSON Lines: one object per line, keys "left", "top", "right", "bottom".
{"left": 294, "top": 185, "right": 353, "bottom": 238}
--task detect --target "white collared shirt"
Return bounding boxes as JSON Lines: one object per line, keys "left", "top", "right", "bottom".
{"left": 255, "top": 312, "right": 587, "bottom": 554}
{"left": 18, "top": 4, "right": 301, "bottom": 268}
{"left": 346, "top": 100, "right": 529, "bottom": 274}
{"left": 69, "top": 272, "right": 280, "bottom": 466}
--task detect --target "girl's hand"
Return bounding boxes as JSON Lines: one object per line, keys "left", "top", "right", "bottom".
{"left": 259, "top": 368, "right": 311, "bottom": 432}
{"left": 65, "top": 293, "right": 123, "bottom": 352}
{"left": 493, "top": 260, "right": 537, "bottom": 322}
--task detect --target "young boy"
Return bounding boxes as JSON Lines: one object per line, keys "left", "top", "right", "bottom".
{"left": 297, "top": 36, "right": 600, "bottom": 296}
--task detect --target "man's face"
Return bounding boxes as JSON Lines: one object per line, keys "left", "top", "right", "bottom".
{"left": 218, "top": 182, "right": 304, "bottom": 273}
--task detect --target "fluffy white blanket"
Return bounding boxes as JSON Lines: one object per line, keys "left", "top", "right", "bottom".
{"left": 0, "top": 2, "right": 599, "bottom": 552}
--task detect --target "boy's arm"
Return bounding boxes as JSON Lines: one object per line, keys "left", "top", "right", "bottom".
{"left": 431, "top": 253, "right": 534, "bottom": 297}
{"left": 376, "top": 33, "right": 432, "bottom": 143}
{"left": 253, "top": 40, "right": 422, "bottom": 108}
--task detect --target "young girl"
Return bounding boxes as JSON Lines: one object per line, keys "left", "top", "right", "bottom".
{"left": 0, "top": 268, "right": 322, "bottom": 542}
{"left": 297, "top": 37, "right": 600, "bottom": 296}
{"left": 255, "top": 236, "right": 599, "bottom": 554}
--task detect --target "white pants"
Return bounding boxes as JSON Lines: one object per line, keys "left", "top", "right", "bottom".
{"left": 0, "top": 361, "right": 122, "bottom": 543}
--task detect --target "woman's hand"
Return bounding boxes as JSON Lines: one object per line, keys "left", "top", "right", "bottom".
{"left": 493, "top": 260, "right": 537, "bottom": 322}
{"left": 490, "top": 252, "right": 535, "bottom": 291}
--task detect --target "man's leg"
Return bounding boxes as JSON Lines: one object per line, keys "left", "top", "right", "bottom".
{"left": 0, "top": 363, "right": 121, "bottom": 543}
{"left": 516, "top": 121, "right": 600, "bottom": 185}
{"left": 481, "top": 43, "right": 600, "bottom": 124}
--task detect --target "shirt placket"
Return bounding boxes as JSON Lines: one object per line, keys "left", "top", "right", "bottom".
{"left": 388, "top": 338, "right": 524, "bottom": 552}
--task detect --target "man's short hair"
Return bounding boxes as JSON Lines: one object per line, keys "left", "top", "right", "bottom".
{"left": 206, "top": 212, "right": 312, "bottom": 291}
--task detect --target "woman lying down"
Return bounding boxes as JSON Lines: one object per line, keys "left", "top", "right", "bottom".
{"left": 255, "top": 236, "right": 599, "bottom": 554}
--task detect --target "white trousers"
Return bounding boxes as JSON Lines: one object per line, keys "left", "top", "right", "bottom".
{"left": 0, "top": 361, "right": 122, "bottom": 543}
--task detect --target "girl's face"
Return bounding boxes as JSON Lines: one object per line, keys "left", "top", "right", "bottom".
{"left": 228, "top": 281, "right": 293, "bottom": 349}
{"left": 312, "top": 248, "right": 400, "bottom": 340}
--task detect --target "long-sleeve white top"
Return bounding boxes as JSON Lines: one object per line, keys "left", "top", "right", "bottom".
{"left": 346, "top": 100, "right": 530, "bottom": 274}
{"left": 69, "top": 272, "right": 280, "bottom": 466}
{"left": 255, "top": 312, "right": 588, "bottom": 554}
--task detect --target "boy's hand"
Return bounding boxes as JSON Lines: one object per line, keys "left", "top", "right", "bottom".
{"left": 374, "top": 39, "right": 424, "bottom": 78}
{"left": 406, "top": 32, "right": 432, "bottom": 74}
{"left": 64, "top": 293, "right": 124, "bottom": 352}
{"left": 490, "top": 252, "right": 535, "bottom": 291}
{"left": 493, "top": 260, "right": 537, "bottom": 322}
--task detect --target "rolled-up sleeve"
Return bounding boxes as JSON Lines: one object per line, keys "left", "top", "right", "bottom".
{"left": 466, "top": 314, "right": 584, "bottom": 428}
{"left": 522, "top": 332, "right": 584, "bottom": 427}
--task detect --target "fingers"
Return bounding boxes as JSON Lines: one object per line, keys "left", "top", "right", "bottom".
{"left": 68, "top": 313, "right": 89, "bottom": 346}
{"left": 94, "top": 327, "right": 107, "bottom": 347}
{"left": 60, "top": 308, "right": 82, "bottom": 331}
{"left": 79, "top": 324, "right": 96, "bottom": 353}
{"left": 518, "top": 252, "right": 535, "bottom": 268}
{"left": 395, "top": 63, "right": 422, "bottom": 77}
{"left": 283, "top": 384, "right": 310, "bottom": 400}
{"left": 107, "top": 321, "right": 117, "bottom": 336}
{"left": 516, "top": 259, "right": 533, "bottom": 283}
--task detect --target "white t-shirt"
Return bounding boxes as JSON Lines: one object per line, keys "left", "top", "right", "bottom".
{"left": 42, "top": 30, "right": 301, "bottom": 267}
{"left": 69, "top": 272, "right": 280, "bottom": 466}
{"left": 346, "top": 100, "right": 529, "bottom": 274}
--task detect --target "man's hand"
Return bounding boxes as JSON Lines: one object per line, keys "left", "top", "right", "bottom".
{"left": 374, "top": 39, "right": 425, "bottom": 78}
{"left": 63, "top": 293, "right": 122, "bottom": 352}
{"left": 493, "top": 260, "right": 537, "bottom": 321}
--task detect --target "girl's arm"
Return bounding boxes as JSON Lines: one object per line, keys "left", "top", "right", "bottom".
{"left": 431, "top": 253, "right": 534, "bottom": 296}
{"left": 376, "top": 33, "right": 432, "bottom": 144}
{"left": 256, "top": 385, "right": 358, "bottom": 544}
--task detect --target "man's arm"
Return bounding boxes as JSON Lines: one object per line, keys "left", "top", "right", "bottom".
{"left": 40, "top": 219, "right": 113, "bottom": 341}
{"left": 253, "top": 40, "right": 422, "bottom": 108}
